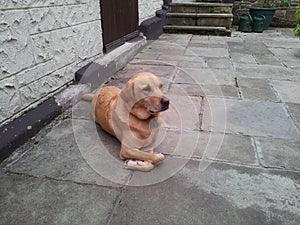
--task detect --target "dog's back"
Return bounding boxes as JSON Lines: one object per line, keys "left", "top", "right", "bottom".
{"left": 82, "top": 86, "right": 120, "bottom": 136}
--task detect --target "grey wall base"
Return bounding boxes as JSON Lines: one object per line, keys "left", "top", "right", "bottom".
{"left": 139, "top": 4, "right": 169, "bottom": 40}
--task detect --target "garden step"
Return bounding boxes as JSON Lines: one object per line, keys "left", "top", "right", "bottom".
{"left": 163, "top": 25, "right": 231, "bottom": 36}
{"left": 164, "top": 1, "right": 233, "bottom": 36}
{"left": 169, "top": 2, "right": 233, "bottom": 13}
{"left": 166, "top": 13, "right": 233, "bottom": 28}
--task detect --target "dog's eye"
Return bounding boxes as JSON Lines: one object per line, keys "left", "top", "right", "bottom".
{"left": 142, "top": 85, "right": 151, "bottom": 92}
{"left": 159, "top": 83, "right": 163, "bottom": 89}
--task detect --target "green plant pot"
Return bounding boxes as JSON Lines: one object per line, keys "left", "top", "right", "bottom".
{"left": 249, "top": 7, "right": 276, "bottom": 30}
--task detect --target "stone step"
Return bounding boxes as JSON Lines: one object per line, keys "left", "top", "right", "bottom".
{"left": 163, "top": 25, "right": 231, "bottom": 36}
{"left": 166, "top": 13, "right": 233, "bottom": 28}
{"left": 169, "top": 2, "right": 233, "bottom": 13}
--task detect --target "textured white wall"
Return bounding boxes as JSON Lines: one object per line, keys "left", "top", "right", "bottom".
{"left": 0, "top": 0, "right": 103, "bottom": 125}
{"left": 0, "top": 0, "right": 162, "bottom": 126}
{"left": 138, "top": 0, "right": 162, "bottom": 24}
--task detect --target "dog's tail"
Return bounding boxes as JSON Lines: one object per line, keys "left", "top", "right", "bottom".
{"left": 81, "top": 93, "right": 95, "bottom": 101}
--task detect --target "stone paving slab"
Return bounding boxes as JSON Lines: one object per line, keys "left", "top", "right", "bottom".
{"left": 202, "top": 98, "right": 300, "bottom": 139}
{"left": 189, "top": 41, "right": 228, "bottom": 48}
{"left": 168, "top": 83, "right": 205, "bottom": 97}
{"left": 286, "top": 103, "right": 300, "bottom": 129}
{"left": 204, "top": 57, "right": 233, "bottom": 69}
{"left": 227, "top": 41, "right": 272, "bottom": 55}
{"left": 134, "top": 52, "right": 159, "bottom": 60}
{"left": 162, "top": 95, "right": 201, "bottom": 130}
{"left": 235, "top": 64, "right": 295, "bottom": 80}
{"left": 258, "top": 47, "right": 300, "bottom": 69}
{"left": 173, "top": 67, "right": 235, "bottom": 85}
{"left": 177, "top": 60, "right": 207, "bottom": 69}
{"left": 237, "top": 78, "right": 280, "bottom": 102}
{"left": 142, "top": 43, "right": 186, "bottom": 56}
{"left": 168, "top": 82, "right": 240, "bottom": 100}
{"left": 0, "top": 171, "right": 120, "bottom": 225}
{"left": 271, "top": 80, "right": 300, "bottom": 103}
{"left": 255, "top": 137, "right": 300, "bottom": 171}
{"left": 157, "top": 129, "right": 200, "bottom": 157}
{"left": 3, "top": 119, "right": 130, "bottom": 187}
{"left": 207, "top": 133, "right": 257, "bottom": 165}
{"left": 202, "top": 84, "right": 239, "bottom": 99}
{"left": 230, "top": 52, "right": 257, "bottom": 65}
{"left": 185, "top": 47, "right": 230, "bottom": 58}
{"left": 156, "top": 34, "right": 193, "bottom": 46}
{"left": 158, "top": 130, "right": 257, "bottom": 165}
{"left": 253, "top": 54, "right": 283, "bottom": 66}
{"left": 111, "top": 160, "right": 300, "bottom": 225}
{"left": 107, "top": 63, "right": 177, "bottom": 89}
{"left": 157, "top": 54, "right": 206, "bottom": 64}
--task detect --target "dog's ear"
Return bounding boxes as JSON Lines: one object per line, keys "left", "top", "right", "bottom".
{"left": 120, "top": 80, "right": 135, "bottom": 103}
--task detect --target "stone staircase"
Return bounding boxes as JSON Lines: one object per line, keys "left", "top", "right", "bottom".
{"left": 164, "top": 1, "right": 233, "bottom": 36}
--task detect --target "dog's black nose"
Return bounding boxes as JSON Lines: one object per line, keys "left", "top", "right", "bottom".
{"left": 160, "top": 97, "right": 170, "bottom": 108}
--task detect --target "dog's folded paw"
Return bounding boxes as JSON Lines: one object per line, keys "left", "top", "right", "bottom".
{"left": 123, "top": 160, "right": 154, "bottom": 172}
{"left": 153, "top": 153, "right": 165, "bottom": 164}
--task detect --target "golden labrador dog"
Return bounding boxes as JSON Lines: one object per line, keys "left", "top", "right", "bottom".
{"left": 82, "top": 72, "right": 169, "bottom": 171}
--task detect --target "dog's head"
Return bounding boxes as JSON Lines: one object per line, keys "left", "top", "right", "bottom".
{"left": 120, "top": 72, "right": 170, "bottom": 119}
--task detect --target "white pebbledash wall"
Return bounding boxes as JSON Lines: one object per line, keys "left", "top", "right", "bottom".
{"left": 138, "top": 0, "right": 162, "bottom": 23}
{"left": 0, "top": 0, "right": 162, "bottom": 126}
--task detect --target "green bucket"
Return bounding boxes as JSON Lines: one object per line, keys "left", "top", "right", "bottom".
{"left": 237, "top": 13, "right": 252, "bottom": 32}
{"left": 252, "top": 15, "right": 265, "bottom": 33}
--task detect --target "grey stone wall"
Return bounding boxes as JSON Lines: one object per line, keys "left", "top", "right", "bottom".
{"left": 0, "top": 0, "right": 103, "bottom": 126}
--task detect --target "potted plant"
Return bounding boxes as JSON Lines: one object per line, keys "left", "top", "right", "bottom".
{"left": 250, "top": 0, "right": 291, "bottom": 29}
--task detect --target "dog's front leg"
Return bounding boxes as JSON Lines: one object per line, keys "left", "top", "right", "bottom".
{"left": 120, "top": 144, "right": 165, "bottom": 164}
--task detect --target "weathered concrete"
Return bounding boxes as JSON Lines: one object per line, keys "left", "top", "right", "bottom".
{"left": 1, "top": 29, "right": 300, "bottom": 224}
